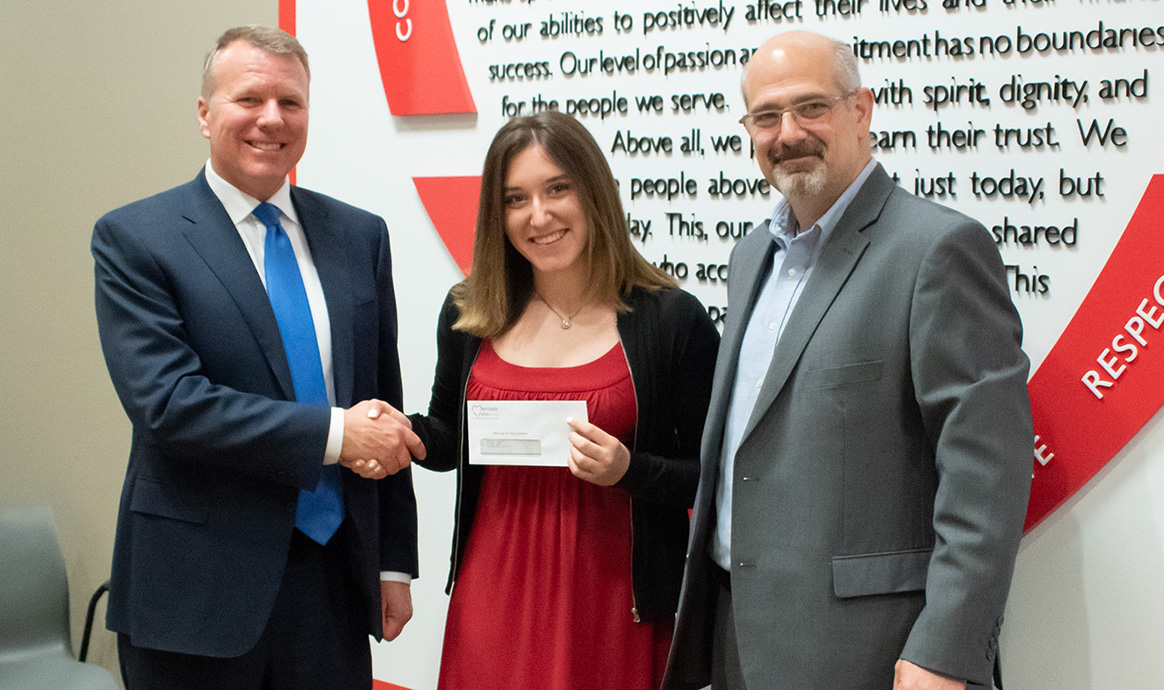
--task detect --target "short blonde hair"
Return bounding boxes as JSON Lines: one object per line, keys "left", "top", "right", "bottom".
{"left": 202, "top": 25, "right": 309, "bottom": 99}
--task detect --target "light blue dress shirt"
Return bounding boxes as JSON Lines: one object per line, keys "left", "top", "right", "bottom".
{"left": 712, "top": 160, "right": 878, "bottom": 570}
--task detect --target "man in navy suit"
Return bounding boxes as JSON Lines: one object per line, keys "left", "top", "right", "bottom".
{"left": 93, "top": 25, "right": 424, "bottom": 689}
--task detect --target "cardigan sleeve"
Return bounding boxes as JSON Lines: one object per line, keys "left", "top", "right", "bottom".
{"left": 408, "top": 291, "right": 473, "bottom": 473}
{"left": 616, "top": 289, "right": 719, "bottom": 507}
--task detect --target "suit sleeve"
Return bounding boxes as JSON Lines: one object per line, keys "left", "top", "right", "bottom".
{"left": 369, "top": 217, "right": 419, "bottom": 576}
{"left": 900, "top": 218, "right": 1032, "bottom": 684}
{"left": 92, "top": 212, "right": 330, "bottom": 490}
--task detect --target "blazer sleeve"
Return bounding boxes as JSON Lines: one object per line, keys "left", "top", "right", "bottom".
{"left": 92, "top": 209, "right": 330, "bottom": 490}
{"left": 899, "top": 216, "right": 1032, "bottom": 684}
{"left": 367, "top": 217, "right": 419, "bottom": 576}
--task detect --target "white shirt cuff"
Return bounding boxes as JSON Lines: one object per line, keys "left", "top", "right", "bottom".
{"left": 380, "top": 571, "right": 412, "bottom": 583}
{"left": 324, "top": 407, "right": 345, "bottom": 465}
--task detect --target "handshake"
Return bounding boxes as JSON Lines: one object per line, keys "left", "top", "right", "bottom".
{"left": 339, "top": 400, "right": 426, "bottom": 480}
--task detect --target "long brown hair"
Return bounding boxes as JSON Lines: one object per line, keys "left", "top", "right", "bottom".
{"left": 453, "top": 111, "right": 675, "bottom": 339}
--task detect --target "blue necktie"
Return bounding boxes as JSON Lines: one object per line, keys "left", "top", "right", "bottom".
{"left": 253, "top": 202, "right": 344, "bottom": 545}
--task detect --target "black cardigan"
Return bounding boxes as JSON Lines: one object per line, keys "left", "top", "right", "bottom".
{"left": 410, "top": 286, "right": 719, "bottom": 622}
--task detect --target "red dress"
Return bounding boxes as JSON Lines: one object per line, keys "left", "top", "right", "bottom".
{"left": 436, "top": 341, "right": 672, "bottom": 690}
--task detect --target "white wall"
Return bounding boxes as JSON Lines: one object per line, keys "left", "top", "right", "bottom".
{"left": 294, "top": 2, "right": 1164, "bottom": 689}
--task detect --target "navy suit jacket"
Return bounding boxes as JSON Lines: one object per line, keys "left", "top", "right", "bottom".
{"left": 93, "top": 170, "right": 418, "bottom": 657}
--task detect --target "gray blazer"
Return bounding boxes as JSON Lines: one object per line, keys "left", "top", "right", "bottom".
{"left": 664, "top": 164, "right": 1032, "bottom": 690}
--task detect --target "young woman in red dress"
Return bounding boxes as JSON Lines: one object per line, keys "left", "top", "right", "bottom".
{"left": 409, "top": 112, "right": 719, "bottom": 690}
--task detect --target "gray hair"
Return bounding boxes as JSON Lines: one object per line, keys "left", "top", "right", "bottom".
{"left": 201, "top": 25, "right": 310, "bottom": 99}
{"left": 832, "top": 39, "right": 861, "bottom": 92}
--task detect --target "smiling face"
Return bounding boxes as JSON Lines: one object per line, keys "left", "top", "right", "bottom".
{"left": 743, "top": 33, "right": 872, "bottom": 214}
{"left": 503, "top": 144, "right": 589, "bottom": 284}
{"left": 197, "top": 40, "right": 309, "bottom": 200}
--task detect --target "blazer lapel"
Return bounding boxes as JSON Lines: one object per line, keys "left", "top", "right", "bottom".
{"left": 741, "top": 165, "right": 895, "bottom": 443}
{"left": 700, "top": 221, "right": 778, "bottom": 463}
{"left": 177, "top": 171, "right": 297, "bottom": 401}
{"left": 293, "top": 189, "right": 354, "bottom": 408}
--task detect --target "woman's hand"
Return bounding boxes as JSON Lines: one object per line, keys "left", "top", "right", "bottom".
{"left": 566, "top": 417, "right": 630, "bottom": 486}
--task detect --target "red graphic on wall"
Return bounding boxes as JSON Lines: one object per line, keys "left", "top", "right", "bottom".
{"left": 413, "top": 176, "right": 481, "bottom": 276}
{"left": 280, "top": 0, "right": 298, "bottom": 186}
{"left": 1024, "top": 175, "right": 1164, "bottom": 531}
{"left": 279, "top": 0, "right": 296, "bottom": 36}
{"left": 367, "top": 0, "right": 476, "bottom": 115}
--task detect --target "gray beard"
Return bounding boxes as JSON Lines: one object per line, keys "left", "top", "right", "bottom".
{"left": 771, "top": 160, "right": 828, "bottom": 198}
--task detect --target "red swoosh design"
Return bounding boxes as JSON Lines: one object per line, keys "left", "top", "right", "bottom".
{"left": 279, "top": 0, "right": 296, "bottom": 35}
{"left": 413, "top": 176, "right": 481, "bottom": 276}
{"left": 1025, "top": 175, "right": 1164, "bottom": 530}
{"left": 368, "top": 0, "right": 476, "bottom": 115}
{"left": 280, "top": 0, "right": 298, "bottom": 185}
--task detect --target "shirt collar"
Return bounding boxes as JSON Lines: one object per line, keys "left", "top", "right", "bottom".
{"left": 765, "top": 158, "right": 878, "bottom": 248}
{"left": 203, "top": 160, "right": 298, "bottom": 226}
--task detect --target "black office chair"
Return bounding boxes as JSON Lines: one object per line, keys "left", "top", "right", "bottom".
{"left": 0, "top": 506, "right": 117, "bottom": 689}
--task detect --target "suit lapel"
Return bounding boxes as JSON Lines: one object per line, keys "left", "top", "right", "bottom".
{"left": 177, "top": 172, "right": 297, "bottom": 401}
{"left": 701, "top": 221, "right": 777, "bottom": 464}
{"left": 293, "top": 189, "right": 354, "bottom": 408}
{"left": 741, "top": 165, "right": 895, "bottom": 443}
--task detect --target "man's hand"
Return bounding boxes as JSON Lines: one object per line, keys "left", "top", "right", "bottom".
{"left": 380, "top": 580, "right": 413, "bottom": 641}
{"left": 566, "top": 417, "right": 630, "bottom": 487}
{"left": 893, "top": 659, "right": 966, "bottom": 690}
{"left": 340, "top": 400, "right": 426, "bottom": 479}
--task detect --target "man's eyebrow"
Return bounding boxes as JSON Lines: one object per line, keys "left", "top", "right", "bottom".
{"left": 753, "top": 93, "right": 831, "bottom": 110}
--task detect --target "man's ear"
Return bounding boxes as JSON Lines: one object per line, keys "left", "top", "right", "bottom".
{"left": 197, "top": 97, "right": 211, "bottom": 140}
{"left": 853, "top": 87, "right": 875, "bottom": 130}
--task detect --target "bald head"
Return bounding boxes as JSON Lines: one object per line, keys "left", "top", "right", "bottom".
{"left": 743, "top": 32, "right": 860, "bottom": 109}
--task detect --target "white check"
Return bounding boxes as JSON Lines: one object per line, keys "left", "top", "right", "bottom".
{"left": 466, "top": 400, "right": 588, "bottom": 466}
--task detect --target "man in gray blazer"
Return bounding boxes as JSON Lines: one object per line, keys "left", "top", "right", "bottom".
{"left": 663, "top": 31, "right": 1032, "bottom": 690}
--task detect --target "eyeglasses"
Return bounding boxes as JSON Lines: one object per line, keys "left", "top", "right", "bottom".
{"left": 738, "top": 91, "right": 858, "bottom": 133}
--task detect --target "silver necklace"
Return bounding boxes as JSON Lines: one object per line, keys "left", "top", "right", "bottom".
{"left": 534, "top": 290, "right": 583, "bottom": 329}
